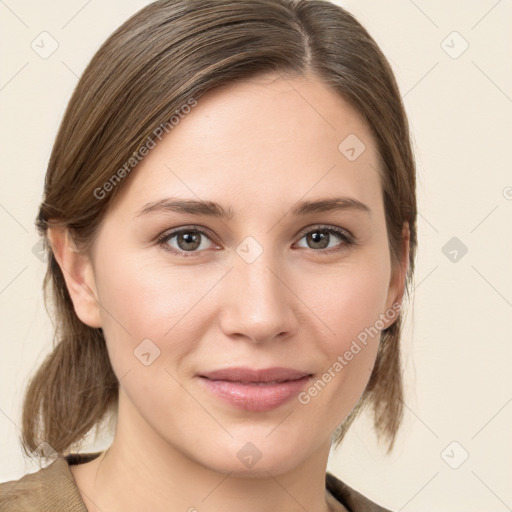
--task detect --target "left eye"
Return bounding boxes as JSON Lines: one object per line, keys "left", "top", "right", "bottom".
{"left": 295, "top": 227, "right": 352, "bottom": 251}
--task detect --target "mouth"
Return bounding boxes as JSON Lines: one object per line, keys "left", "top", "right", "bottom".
{"left": 198, "top": 367, "right": 313, "bottom": 411}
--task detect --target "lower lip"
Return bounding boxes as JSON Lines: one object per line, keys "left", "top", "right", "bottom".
{"left": 199, "top": 376, "right": 311, "bottom": 412}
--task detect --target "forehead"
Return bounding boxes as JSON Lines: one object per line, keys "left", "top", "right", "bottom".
{"left": 110, "top": 73, "right": 383, "bottom": 217}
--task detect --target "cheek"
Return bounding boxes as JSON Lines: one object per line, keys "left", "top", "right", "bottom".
{"left": 299, "top": 253, "right": 391, "bottom": 352}
{"left": 93, "top": 252, "right": 226, "bottom": 377}
{"left": 95, "top": 250, "right": 210, "bottom": 333}
{"left": 293, "top": 254, "right": 390, "bottom": 416}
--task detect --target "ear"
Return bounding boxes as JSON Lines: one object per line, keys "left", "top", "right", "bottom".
{"left": 47, "top": 227, "right": 102, "bottom": 328}
{"left": 383, "top": 221, "right": 410, "bottom": 327}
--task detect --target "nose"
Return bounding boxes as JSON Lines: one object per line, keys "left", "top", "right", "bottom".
{"left": 218, "top": 248, "right": 298, "bottom": 344}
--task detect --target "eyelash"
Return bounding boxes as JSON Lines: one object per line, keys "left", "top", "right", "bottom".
{"left": 156, "top": 224, "right": 355, "bottom": 258}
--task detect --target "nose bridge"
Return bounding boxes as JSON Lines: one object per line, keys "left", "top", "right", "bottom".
{"left": 220, "top": 243, "right": 295, "bottom": 342}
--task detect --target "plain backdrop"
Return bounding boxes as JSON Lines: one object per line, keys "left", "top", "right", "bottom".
{"left": 1, "top": 1, "right": 511, "bottom": 510}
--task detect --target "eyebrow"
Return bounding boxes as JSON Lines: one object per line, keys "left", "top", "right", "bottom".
{"left": 136, "top": 196, "right": 371, "bottom": 219}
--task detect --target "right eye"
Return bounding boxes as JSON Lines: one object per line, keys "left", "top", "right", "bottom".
{"left": 157, "top": 226, "right": 218, "bottom": 257}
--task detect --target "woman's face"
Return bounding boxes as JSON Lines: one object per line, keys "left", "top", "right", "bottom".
{"left": 77, "top": 72, "right": 407, "bottom": 475}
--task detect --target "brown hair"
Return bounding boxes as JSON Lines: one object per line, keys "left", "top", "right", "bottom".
{"left": 22, "top": 0, "right": 417, "bottom": 458}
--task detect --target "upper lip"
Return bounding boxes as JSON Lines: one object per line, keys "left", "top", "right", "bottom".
{"left": 199, "top": 367, "right": 312, "bottom": 383}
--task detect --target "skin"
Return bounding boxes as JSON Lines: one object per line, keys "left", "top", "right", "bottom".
{"left": 50, "top": 71, "right": 409, "bottom": 512}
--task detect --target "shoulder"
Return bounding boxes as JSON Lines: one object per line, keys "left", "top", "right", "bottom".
{"left": 326, "top": 472, "right": 395, "bottom": 512}
{"left": 0, "top": 454, "right": 98, "bottom": 512}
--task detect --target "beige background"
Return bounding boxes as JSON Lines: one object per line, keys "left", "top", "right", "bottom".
{"left": 1, "top": 0, "right": 511, "bottom": 510}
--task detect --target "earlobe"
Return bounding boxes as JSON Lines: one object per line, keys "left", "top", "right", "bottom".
{"left": 47, "top": 227, "right": 102, "bottom": 328}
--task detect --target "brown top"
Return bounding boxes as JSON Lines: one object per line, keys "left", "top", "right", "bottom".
{"left": 0, "top": 452, "right": 393, "bottom": 511}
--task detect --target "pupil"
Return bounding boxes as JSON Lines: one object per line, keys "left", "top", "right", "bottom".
{"left": 309, "top": 231, "right": 329, "bottom": 249}
{"left": 179, "top": 232, "right": 200, "bottom": 250}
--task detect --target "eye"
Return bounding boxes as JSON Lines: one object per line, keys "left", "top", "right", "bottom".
{"left": 158, "top": 227, "right": 217, "bottom": 256}
{"left": 294, "top": 225, "right": 354, "bottom": 252}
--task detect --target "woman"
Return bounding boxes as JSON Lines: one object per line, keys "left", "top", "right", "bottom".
{"left": 0, "top": 0, "right": 417, "bottom": 510}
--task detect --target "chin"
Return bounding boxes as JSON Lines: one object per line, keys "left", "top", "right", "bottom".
{"left": 207, "top": 451, "right": 304, "bottom": 479}
{"left": 193, "top": 431, "right": 317, "bottom": 478}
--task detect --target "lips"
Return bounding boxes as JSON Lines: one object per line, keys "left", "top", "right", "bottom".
{"left": 199, "top": 367, "right": 311, "bottom": 384}
{"left": 198, "top": 367, "right": 313, "bottom": 412}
